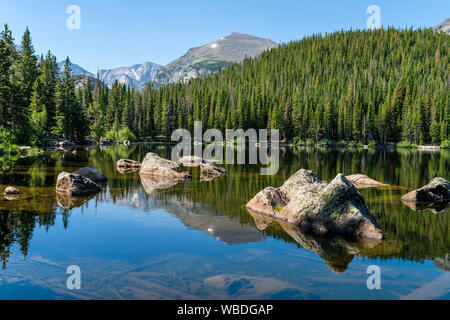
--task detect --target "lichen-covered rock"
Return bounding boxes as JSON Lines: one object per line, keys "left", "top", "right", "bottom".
{"left": 246, "top": 169, "right": 384, "bottom": 240}
{"left": 4, "top": 186, "right": 20, "bottom": 195}
{"left": 345, "top": 174, "right": 389, "bottom": 189}
{"left": 139, "top": 153, "right": 191, "bottom": 180}
{"left": 279, "top": 174, "right": 384, "bottom": 240}
{"left": 200, "top": 163, "right": 228, "bottom": 180}
{"left": 116, "top": 159, "right": 141, "bottom": 168}
{"left": 279, "top": 169, "right": 324, "bottom": 199}
{"left": 245, "top": 187, "right": 289, "bottom": 217}
{"left": 400, "top": 177, "right": 450, "bottom": 203}
{"left": 56, "top": 172, "right": 101, "bottom": 197}
{"left": 73, "top": 167, "right": 107, "bottom": 182}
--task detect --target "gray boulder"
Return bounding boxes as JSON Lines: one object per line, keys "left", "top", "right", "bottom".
{"left": 345, "top": 174, "right": 389, "bottom": 189}
{"left": 246, "top": 169, "right": 384, "bottom": 240}
{"left": 4, "top": 186, "right": 20, "bottom": 195}
{"left": 139, "top": 153, "right": 191, "bottom": 180}
{"left": 117, "top": 159, "right": 141, "bottom": 168}
{"left": 73, "top": 167, "right": 107, "bottom": 182}
{"left": 56, "top": 172, "right": 101, "bottom": 197}
{"left": 200, "top": 163, "right": 228, "bottom": 181}
{"left": 400, "top": 177, "right": 450, "bottom": 203}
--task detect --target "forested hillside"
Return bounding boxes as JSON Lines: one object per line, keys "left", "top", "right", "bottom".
{"left": 1, "top": 25, "right": 448, "bottom": 145}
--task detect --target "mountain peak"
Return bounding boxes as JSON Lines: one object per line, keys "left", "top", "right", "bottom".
{"left": 434, "top": 18, "right": 450, "bottom": 34}
{"left": 153, "top": 32, "right": 278, "bottom": 85}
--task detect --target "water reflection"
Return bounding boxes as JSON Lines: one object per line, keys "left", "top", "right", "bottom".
{"left": 0, "top": 144, "right": 449, "bottom": 274}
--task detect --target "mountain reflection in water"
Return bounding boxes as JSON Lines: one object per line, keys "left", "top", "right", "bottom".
{"left": 0, "top": 144, "right": 448, "bottom": 299}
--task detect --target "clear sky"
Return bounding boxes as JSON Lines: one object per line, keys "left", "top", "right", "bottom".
{"left": 1, "top": 0, "right": 448, "bottom": 73}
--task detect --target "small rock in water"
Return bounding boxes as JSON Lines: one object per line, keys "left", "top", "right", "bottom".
{"left": 139, "top": 153, "right": 191, "bottom": 180}
{"left": 400, "top": 177, "right": 450, "bottom": 203}
{"left": 4, "top": 186, "right": 20, "bottom": 195}
{"left": 345, "top": 174, "right": 389, "bottom": 189}
{"left": 200, "top": 163, "right": 228, "bottom": 181}
{"left": 56, "top": 172, "right": 101, "bottom": 197}
{"left": 116, "top": 159, "right": 141, "bottom": 168}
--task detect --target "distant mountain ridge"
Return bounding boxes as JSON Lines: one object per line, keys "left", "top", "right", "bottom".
{"left": 57, "top": 60, "right": 93, "bottom": 77}
{"left": 55, "top": 32, "right": 277, "bottom": 88}
{"left": 152, "top": 32, "right": 278, "bottom": 85}
{"left": 98, "top": 62, "right": 162, "bottom": 88}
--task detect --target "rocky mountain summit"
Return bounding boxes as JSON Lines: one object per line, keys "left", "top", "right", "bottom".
{"left": 98, "top": 62, "right": 162, "bottom": 88}
{"left": 434, "top": 18, "right": 450, "bottom": 34}
{"left": 152, "top": 32, "right": 278, "bottom": 85}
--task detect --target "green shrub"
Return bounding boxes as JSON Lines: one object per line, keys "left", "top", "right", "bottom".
{"left": 105, "top": 127, "right": 136, "bottom": 142}
{"left": 397, "top": 141, "right": 418, "bottom": 148}
{"left": 440, "top": 139, "right": 450, "bottom": 149}
{"left": 368, "top": 140, "right": 377, "bottom": 148}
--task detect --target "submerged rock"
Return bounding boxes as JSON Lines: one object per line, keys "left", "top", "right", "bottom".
{"left": 246, "top": 169, "right": 384, "bottom": 240}
{"left": 116, "top": 159, "right": 141, "bottom": 169}
{"left": 345, "top": 174, "right": 389, "bottom": 189}
{"left": 56, "top": 172, "right": 101, "bottom": 197}
{"left": 400, "top": 178, "right": 450, "bottom": 203}
{"left": 4, "top": 186, "right": 20, "bottom": 195}
{"left": 200, "top": 163, "right": 228, "bottom": 181}
{"left": 73, "top": 167, "right": 107, "bottom": 183}
{"left": 139, "top": 153, "right": 191, "bottom": 180}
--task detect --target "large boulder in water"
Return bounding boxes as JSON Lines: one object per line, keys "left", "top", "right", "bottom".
{"left": 279, "top": 174, "right": 384, "bottom": 240}
{"left": 139, "top": 153, "right": 191, "bottom": 180}
{"left": 400, "top": 177, "right": 450, "bottom": 203}
{"left": 56, "top": 172, "right": 101, "bottom": 197}
{"left": 246, "top": 169, "right": 384, "bottom": 240}
{"left": 73, "top": 167, "right": 107, "bottom": 182}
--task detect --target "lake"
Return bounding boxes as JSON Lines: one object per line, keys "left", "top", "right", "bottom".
{"left": 0, "top": 144, "right": 449, "bottom": 299}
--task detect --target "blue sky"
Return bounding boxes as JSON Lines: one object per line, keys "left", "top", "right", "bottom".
{"left": 1, "top": 0, "right": 448, "bottom": 73}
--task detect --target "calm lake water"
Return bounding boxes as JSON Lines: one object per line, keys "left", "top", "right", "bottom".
{"left": 0, "top": 144, "right": 449, "bottom": 300}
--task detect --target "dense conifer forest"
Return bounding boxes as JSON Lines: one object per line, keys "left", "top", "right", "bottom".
{"left": 0, "top": 24, "right": 448, "bottom": 146}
